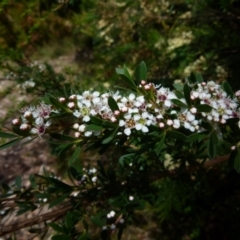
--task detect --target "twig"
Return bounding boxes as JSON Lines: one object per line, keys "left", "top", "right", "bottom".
{"left": 0, "top": 204, "right": 72, "bottom": 236}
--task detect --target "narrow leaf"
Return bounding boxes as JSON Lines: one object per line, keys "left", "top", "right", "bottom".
{"left": 102, "top": 127, "right": 119, "bottom": 144}
{"left": 155, "top": 134, "right": 166, "bottom": 156}
{"left": 116, "top": 66, "right": 136, "bottom": 90}
{"left": 108, "top": 96, "right": 119, "bottom": 112}
{"left": 183, "top": 83, "right": 191, "bottom": 106}
{"left": 69, "top": 146, "right": 81, "bottom": 165}
{"left": 135, "top": 61, "right": 147, "bottom": 85}
{"left": 15, "top": 176, "right": 22, "bottom": 189}
{"left": 0, "top": 138, "right": 22, "bottom": 150}
{"left": 90, "top": 216, "right": 104, "bottom": 227}
{"left": 0, "top": 131, "right": 18, "bottom": 138}
{"left": 222, "top": 81, "right": 234, "bottom": 98}
{"left": 171, "top": 99, "right": 188, "bottom": 108}
{"left": 196, "top": 104, "right": 212, "bottom": 113}
{"left": 85, "top": 124, "right": 103, "bottom": 131}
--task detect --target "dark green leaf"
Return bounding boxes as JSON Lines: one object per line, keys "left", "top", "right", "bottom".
{"left": 48, "top": 223, "right": 65, "bottom": 234}
{"left": 69, "top": 146, "right": 81, "bottom": 165}
{"left": 29, "top": 175, "right": 37, "bottom": 188}
{"left": 53, "top": 142, "right": 74, "bottom": 156}
{"left": 15, "top": 176, "right": 22, "bottom": 189}
{"left": 186, "top": 132, "right": 207, "bottom": 142}
{"left": 102, "top": 127, "right": 119, "bottom": 144}
{"left": 108, "top": 96, "right": 119, "bottom": 112}
{"left": 229, "top": 150, "right": 240, "bottom": 173}
{"left": 155, "top": 134, "right": 166, "bottom": 156}
{"left": 183, "top": 83, "right": 191, "bottom": 106}
{"left": 135, "top": 61, "right": 147, "bottom": 85}
{"left": 222, "top": 81, "right": 234, "bottom": 98}
{"left": 0, "top": 131, "right": 18, "bottom": 138}
{"left": 116, "top": 66, "right": 136, "bottom": 91}
{"left": 49, "top": 194, "right": 69, "bottom": 208}
{"left": 168, "top": 131, "right": 187, "bottom": 141}
{"left": 85, "top": 124, "right": 104, "bottom": 131}
{"left": 118, "top": 228, "right": 124, "bottom": 240}
{"left": 195, "top": 73, "right": 203, "bottom": 83}
{"left": 65, "top": 212, "right": 73, "bottom": 230}
{"left": 171, "top": 99, "right": 188, "bottom": 108}
{"left": 0, "top": 137, "right": 22, "bottom": 150}
{"left": 49, "top": 133, "right": 75, "bottom": 141}
{"left": 90, "top": 216, "right": 104, "bottom": 227}
{"left": 207, "top": 132, "right": 218, "bottom": 158}
{"left": 90, "top": 116, "right": 104, "bottom": 125}
{"left": 196, "top": 104, "right": 212, "bottom": 113}
{"left": 46, "top": 94, "right": 70, "bottom": 112}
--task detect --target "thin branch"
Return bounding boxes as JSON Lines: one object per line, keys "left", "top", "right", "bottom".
{"left": 0, "top": 204, "right": 72, "bottom": 237}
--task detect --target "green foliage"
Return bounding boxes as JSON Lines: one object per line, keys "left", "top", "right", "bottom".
{"left": 1, "top": 0, "right": 240, "bottom": 239}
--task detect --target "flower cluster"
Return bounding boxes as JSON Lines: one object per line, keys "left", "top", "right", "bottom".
{"left": 12, "top": 103, "right": 56, "bottom": 137}
{"left": 13, "top": 80, "right": 240, "bottom": 139}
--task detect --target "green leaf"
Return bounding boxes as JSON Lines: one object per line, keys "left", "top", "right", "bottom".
{"left": 195, "top": 73, "right": 203, "bottom": 83}
{"left": 0, "top": 131, "right": 18, "bottom": 138}
{"left": 53, "top": 142, "right": 74, "bottom": 156}
{"left": 108, "top": 96, "right": 119, "bottom": 112}
{"left": 0, "top": 137, "right": 22, "bottom": 150}
{"left": 69, "top": 146, "right": 81, "bottom": 165}
{"left": 116, "top": 66, "right": 136, "bottom": 91}
{"left": 229, "top": 150, "right": 240, "bottom": 173}
{"left": 118, "top": 228, "right": 124, "bottom": 240}
{"left": 135, "top": 61, "right": 147, "bottom": 85}
{"left": 207, "top": 131, "right": 218, "bottom": 158}
{"left": 65, "top": 212, "right": 73, "bottom": 230}
{"left": 49, "top": 133, "right": 75, "bottom": 141}
{"left": 155, "top": 134, "right": 166, "bottom": 156}
{"left": 15, "top": 176, "right": 22, "bottom": 189}
{"left": 90, "top": 116, "right": 104, "bottom": 125}
{"left": 29, "top": 175, "right": 37, "bottom": 188}
{"left": 102, "top": 127, "right": 119, "bottom": 144}
{"left": 49, "top": 194, "right": 69, "bottom": 208}
{"left": 46, "top": 94, "right": 69, "bottom": 112}
{"left": 85, "top": 124, "right": 104, "bottom": 131}
{"left": 183, "top": 83, "right": 191, "bottom": 106}
{"left": 90, "top": 216, "right": 104, "bottom": 227}
{"left": 48, "top": 223, "right": 65, "bottom": 234}
{"left": 196, "top": 104, "right": 212, "bottom": 113}
{"left": 171, "top": 99, "right": 188, "bottom": 108}
{"left": 222, "top": 81, "right": 234, "bottom": 98}
{"left": 168, "top": 131, "right": 187, "bottom": 141}
{"left": 186, "top": 132, "right": 208, "bottom": 142}
{"left": 173, "top": 83, "right": 183, "bottom": 91}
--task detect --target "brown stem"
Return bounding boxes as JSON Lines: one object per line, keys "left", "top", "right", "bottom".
{"left": 0, "top": 154, "right": 230, "bottom": 236}
{"left": 0, "top": 205, "right": 72, "bottom": 237}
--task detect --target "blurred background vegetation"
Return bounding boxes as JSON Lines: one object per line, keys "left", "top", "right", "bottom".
{"left": 1, "top": 0, "right": 240, "bottom": 239}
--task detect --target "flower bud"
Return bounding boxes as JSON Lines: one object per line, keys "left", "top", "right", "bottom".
{"left": 20, "top": 123, "right": 29, "bottom": 130}
{"left": 68, "top": 102, "right": 75, "bottom": 109}
{"left": 12, "top": 119, "right": 20, "bottom": 125}
{"left": 59, "top": 97, "right": 66, "bottom": 103}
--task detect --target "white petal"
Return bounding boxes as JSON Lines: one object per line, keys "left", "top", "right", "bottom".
{"left": 124, "top": 128, "right": 131, "bottom": 136}
{"left": 134, "top": 114, "right": 141, "bottom": 121}
{"left": 73, "top": 110, "right": 81, "bottom": 118}
{"left": 83, "top": 116, "right": 90, "bottom": 122}
{"left": 119, "top": 120, "right": 125, "bottom": 127}
{"left": 135, "top": 123, "right": 142, "bottom": 130}
{"left": 164, "top": 100, "right": 171, "bottom": 107}
{"left": 129, "top": 93, "right": 135, "bottom": 101}
{"left": 142, "top": 126, "right": 149, "bottom": 132}
{"left": 35, "top": 117, "right": 44, "bottom": 125}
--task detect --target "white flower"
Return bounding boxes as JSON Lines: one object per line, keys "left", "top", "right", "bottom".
{"left": 129, "top": 196, "right": 134, "bottom": 201}
{"left": 91, "top": 176, "right": 97, "bottom": 182}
